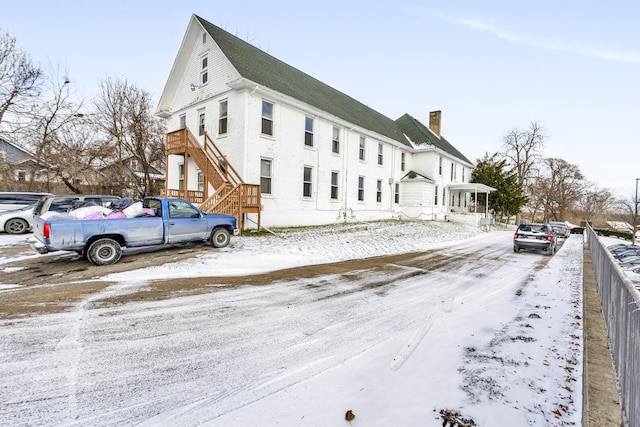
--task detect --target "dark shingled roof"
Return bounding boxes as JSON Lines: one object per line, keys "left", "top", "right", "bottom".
{"left": 196, "top": 15, "right": 470, "bottom": 162}
{"left": 395, "top": 114, "right": 472, "bottom": 164}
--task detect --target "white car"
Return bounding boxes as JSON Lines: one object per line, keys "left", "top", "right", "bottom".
{"left": 0, "top": 203, "right": 36, "bottom": 234}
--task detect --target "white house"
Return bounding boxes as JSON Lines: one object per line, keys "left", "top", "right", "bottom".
{"left": 156, "top": 14, "right": 494, "bottom": 230}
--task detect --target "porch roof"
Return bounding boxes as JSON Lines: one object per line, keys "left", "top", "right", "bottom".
{"left": 448, "top": 183, "right": 497, "bottom": 193}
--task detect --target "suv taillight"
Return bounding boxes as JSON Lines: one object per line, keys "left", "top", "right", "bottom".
{"left": 546, "top": 234, "right": 553, "bottom": 242}
{"left": 514, "top": 232, "right": 519, "bottom": 238}
{"left": 43, "top": 223, "right": 51, "bottom": 239}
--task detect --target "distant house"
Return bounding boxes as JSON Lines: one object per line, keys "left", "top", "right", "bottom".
{"left": 98, "top": 156, "right": 166, "bottom": 198}
{"left": 0, "top": 138, "right": 45, "bottom": 191}
{"left": 156, "top": 14, "right": 494, "bottom": 230}
{"left": 1, "top": 137, "right": 109, "bottom": 194}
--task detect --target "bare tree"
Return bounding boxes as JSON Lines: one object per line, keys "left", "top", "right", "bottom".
{"left": 94, "top": 77, "right": 166, "bottom": 198}
{"left": 16, "top": 67, "right": 104, "bottom": 193}
{"left": 578, "top": 184, "right": 616, "bottom": 227}
{"left": 502, "top": 121, "right": 546, "bottom": 187}
{"left": 528, "top": 158, "right": 584, "bottom": 222}
{"left": 501, "top": 121, "right": 546, "bottom": 223}
{"left": 0, "top": 30, "right": 42, "bottom": 128}
{"left": 619, "top": 185, "right": 640, "bottom": 245}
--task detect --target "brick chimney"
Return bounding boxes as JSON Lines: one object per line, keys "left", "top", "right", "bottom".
{"left": 429, "top": 110, "right": 442, "bottom": 137}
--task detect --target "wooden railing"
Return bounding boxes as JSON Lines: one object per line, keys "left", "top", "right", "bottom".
{"left": 164, "top": 128, "right": 261, "bottom": 231}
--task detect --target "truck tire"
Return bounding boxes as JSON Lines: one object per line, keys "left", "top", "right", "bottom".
{"left": 5, "top": 218, "right": 29, "bottom": 234}
{"left": 87, "top": 238, "right": 122, "bottom": 265}
{"left": 210, "top": 228, "right": 231, "bottom": 248}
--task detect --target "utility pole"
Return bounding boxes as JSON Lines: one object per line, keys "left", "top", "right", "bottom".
{"left": 634, "top": 178, "right": 639, "bottom": 245}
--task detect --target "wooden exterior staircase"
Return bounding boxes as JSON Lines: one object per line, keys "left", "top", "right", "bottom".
{"left": 164, "top": 128, "right": 261, "bottom": 232}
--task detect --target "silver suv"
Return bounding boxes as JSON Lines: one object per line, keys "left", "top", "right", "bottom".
{"left": 513, "top": 223, "right": 557, "bottom": 256}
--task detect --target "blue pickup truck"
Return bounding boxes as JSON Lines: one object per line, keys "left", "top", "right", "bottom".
{"left": 31, "top": 197, "right": 238, "bottom": 265}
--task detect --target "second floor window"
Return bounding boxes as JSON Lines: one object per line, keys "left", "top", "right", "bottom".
{"left": 198, "top": 112, "right": 205, "bottom": 136}
{"left": 331, "top": 171, "right": 339, "bottom": 200}
{"left": 358, "top": 176, "right": 365, "bottom": 201}
{"left": 179, "top": 114, "right": 186, "bottom": 129}
{"left": 219, "top": 100, "right": 228, "bottom": 135}
{"left": 262, "top": 100, "right": 273, "bottom": 136}
{"left": 439, "top": 157, "right": 443, "bottom": 175}
{"left": 377, "top": 143, "right": 383, "bottom": 166}
{"left": 451, "top": 163, "right": 455, "bottom": 181}
{"left": 304, "top": 116, "right": 314, "bottom": 147}
{"left": 303, "top": 166, "right": 313, "bottom": 197}
{"left": 401, "top": 152, "right": 405, "bottom": 172}
{"left": 359, "top": 136, "right": 366, "bottom": 161}
{"left": 261, "top": 158, "right": 272, "bottom": 194}
{"left": 332, "top": 126, "right": 340, "bottom": 153}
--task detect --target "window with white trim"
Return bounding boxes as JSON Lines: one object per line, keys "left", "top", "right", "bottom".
{"left": 198, "top": 112, "right": 205, "bottom": 136}
{"left": 178, "top": 163, "right": 185, "bottom": 190}
{"left": 260, "top": 158, "right": 272, "bottom": 194}
{"left": 359, "top": 136, "right": 366, "bottom": 161}
{"left": 376, "top": 179, "right": 382, "bottom": 202}
{"left": 200, "top": 55, "right": 208, "bottom": 85}
{"left": 358, "top": 176, "right": 365, "bottom": 201}
{"left": 394, "top": 183, "right": 400, "bottom": 204}
{"left": 330, "top": 171, "right": 339, "bottom": 200}
{"left": 332, "top": 126, "right": 340, "bottom": 153}
{"left": 261, "top": 100, "right": 273, "bottom": 136}
{"left": 179, "top": 114, "right": 186, "bottom": 129}
{"left": 401, "top": 152, "right": 405, "bottom": 172}
{"left": 219, "top": 100, "right": 228, "bottom": 135}
{"left": 303, "top": 166, "right": 313, "bottom": 198}
{"left": 304, "top": 116, "right": 314, "bottom": 147}
{"left": 434, "top": 185, "right": 438, "bottom": 205}
{"left": 377, "top": 143, "right": 383, "bottom": 165}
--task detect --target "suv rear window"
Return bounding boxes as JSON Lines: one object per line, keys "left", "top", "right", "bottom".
{"left": 519, "top": 224, "right": 548, "bottom": 233}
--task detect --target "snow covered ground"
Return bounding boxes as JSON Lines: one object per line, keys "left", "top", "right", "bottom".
{"left": 0, "top": 221, "right": 585, "bottom": 426}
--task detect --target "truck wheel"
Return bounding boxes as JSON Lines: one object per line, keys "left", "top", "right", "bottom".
{"left": 210, "top": 228, "right": 231, "bottom": 248}
{"left": 513, "top": 244, "right": 520, "bottom": 253}
{"left": 5, "top": 218, "right": 29, "bottom": 234}
{"left": 87, "top": 238, "right": 122, "bottom": 265}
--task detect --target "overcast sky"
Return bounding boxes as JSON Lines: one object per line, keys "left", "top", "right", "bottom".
{"left": 3, "top": 1, "right": 639, "bottom": 195}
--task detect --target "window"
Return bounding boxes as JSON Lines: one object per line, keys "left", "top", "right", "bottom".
{"left": 260, "top": 158, "right": 272, "bottom": 194}
{"left": 376, "top": 179, "right": 382, "bottom": 202}
{"left": 450, "top": 163, "right": 455, "bottom": 181}
{"left": 261, "top": 100, "right": 273, "bottom": 135}
{"left": 179, "top": 114, "right": 186, "bottom": 129}
{"left": 202, "top": 32, "right": 207, "bottom": 44}
{"left": 332, "top": 126, "right": 340, "bottom": 153}
{"left": 17, "top": 171, "right": 26, "bottom": 182}
{"left": 303, "top": 166, "right": 313, "bottom": 198}
{"left": 304, "top": 116, "right": 314, "bottom": 147}
{"left": 178, "top": 163, "right": 185, "bottom": 190}
{"left": 219, "top": 100, "right": 228, "bottom": 135}
{"left": 439, "top": 157, "right": 443, "bottom": 175}
{"left": 377, "top": 143, "right": 383, "bottom": 165}
{"left": 394, "top": 183, "right": 400, "bottom": 204}
{"left": 198, "top": 112, "right": 205, "bottom": 136}
{"left": 197, "top": 171, "right": 204, "bottom": 192}
{"left": 462, "top": 167, "right": 465, "bottom": 181}
{"left": 201, "top": 55, "right": 208, "bottom": 85}
{"left": 359, "top": 136, "right": 366, "bottom": 161}
{"left": 443, "top": 188, "right": 446, "bottom": 206}
{"left": 169, "top": 201, "right": 200, "bottom": 218}
{"left": 358, "top": 176, "right": 365, "bottom": 201}
{"left": 401, "top": 152, "right": 405, "bottom": 172}
{"left": 331, "top": 171, "right": 339, "bottom": 200}
{"left": 434, "top": 186, "right": 438, "bottom": 205}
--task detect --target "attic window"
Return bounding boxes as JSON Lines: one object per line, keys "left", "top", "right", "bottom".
{"left": 200, "top": 55, "right": 208, "bottom": 85}
{"left": 202, "top": 32, "right": 206, "bottom": 43}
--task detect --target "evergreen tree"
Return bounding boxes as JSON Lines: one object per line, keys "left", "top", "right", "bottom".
{"left": 471, "top": 153, "right": 528, "bottom": 222}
